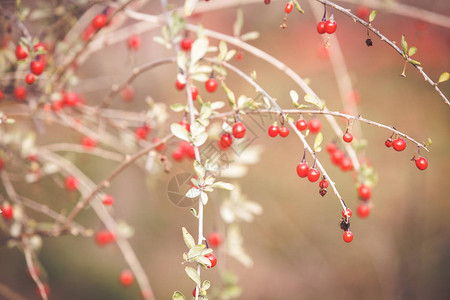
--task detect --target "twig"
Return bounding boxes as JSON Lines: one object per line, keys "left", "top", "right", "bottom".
{"left": 23, "top": 237, "right": 48, "bottom": 300}
{"left": 44, "top": 143, "right": 124, "bottom": 162}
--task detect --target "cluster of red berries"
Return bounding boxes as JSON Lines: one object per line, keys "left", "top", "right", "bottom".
{"left": 218, "top": 122, "right": 246, "bottom": 151}
{"left": 268, "top": 123, "right": 289, "bottom": 138}
{"left": 296, "top": 118, "right": 322, "bottom": 134}
{"left": 385, "top": 136, "right": 428, "bottom": 170}
{"left": 48, "top": 91, "right": 83, "bottom": 112}
{"left": 175, "top": 81, "right": 199, "bottom": 101}
{"left": 297, "top": 158, "right": 321, "bottom": 183}
{"left": 341, "top": 208, "right": 354, "bottom": 243}
{"left": 192, "top": 251, "right": 217, "bottom": 297}
{"left": 15, "top": 42, "right": 47, "bottom": 86}
{"left": 355, "top": 184, "right": 372, "bottom": 219}
{"left": 326, "top": 142, "right": 353, "bottom": 172}
{"left": 317, "top": 18, "right": 337, "bottom": 34}
{"left": 172, "top": 141, "right": 196, "bottom": 162}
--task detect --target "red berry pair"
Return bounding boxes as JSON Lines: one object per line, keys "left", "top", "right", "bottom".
{"left": 386, "top": 137, "right": 406, "bottom": 151}
{"left": 317, "top": 19, "right": 337, "bottom": 34}
{"left": 172, "top": 141, "right": 195, "bottom": 162}
{"left": 296, "top": 161, "right": 320, "bottom": 182}
{"left": 268, "top": 123, "right": 289, "bottom": 138}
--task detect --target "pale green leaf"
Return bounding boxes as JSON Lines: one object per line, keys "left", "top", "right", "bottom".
{"left": 221, "top": 82, "right": 236, "bottom": 108}
{"left": 408, "top": 46, "right": 417, "bottom": 57}
{"left": 188, "top": 244, "right": 206, "bottom": 259}
{"left": 192, "top": 131, "right": 208, "bottom": 147}
{"left": 401, "top": 35, "right": 408, "bottom": 54}
{"left": 369, "top": 10, "right": 377, "bottom": 23}
{"left": 410, "top": 59, "right": 421, "bottom": 66}
{"left": 191, "top": 38, "right": 209, "bottom": 66}
{"left": 240, "top": 31, "right": 260, "bottom": 41}
{"left": 170, "top": 103, "right": 186, "bottom": 112}
{"left": 224, "top": 49, "right": 236, "bottom": 61}
{"left": 186, "top": 187, "right": 201, "bottom": 199}
{"left": 218, "top": 41, "right": 227, "bottom": 61}
{"left": 233, "top": 9, "right": 243, "bottom": 37}
{"left": 191, "top": 121, "right": 205, "bottom": 137}
{"left": 211, "top": 101, "right": 225, "bottom": 110}
{"left": 170, "top": 123, "right": 190, "bottom": 142}
{"left": 290, "top": 90, "right": 299, "bottom": 106}
{"left": 201, "top": 192, "right": 208, "bottom": 205}
{"left": 172, "top": 291, "right": 186, "bottom": 300}
{"left": 314, "top": 132, "right": 323, "bottom": 151}
{"left": 182, "top": 227, "right": 196, "bottom": 249}
{"left": 190, "top": 208, "right": 197, "bottom": 217}
{"left": 212, "top": 181, "right": 234, "bottom": 190}
{"left": 250, "top": 70, "right": 257, "bottom": 81}
{"left": 293, "top": 0, "right": 305, "bottom": 13}
{"left": 184, "top": 0, "right": 198, "bottom": 16}
{"left": 304, "top": 94, "right": 324, "bottom": 110}
{"left": 194, "top": 160, "right": 205, "bottom": 178}
{"left": 185, "top": 267, "right": 201, "bottom": 286}
{"left": 438, "top": 72, "right": 449, "bottom": 83}
{"left": 193, "top": 255, "right": 211, "bottom": 268}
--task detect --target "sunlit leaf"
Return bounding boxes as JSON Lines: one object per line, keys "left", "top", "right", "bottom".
{"left": 172, "top": 291, "right": 186, "bottom": 300}
{"left": 170, "top": 123, "right": 190, "bottom": 142}
{"left": 314, "top": 132, "right": 323, "bottom": 151}
{"left": 184, "top": 0, "right": 198, "bottom": 17}
{"left": 369, "top": 10, "right": 377, "bottom": 23}
{"left": 240, "top": 31, "right": 260, "bottom": 41}
{"left": 185, "top": 266, "right": 201, "bottom": 286}
{"left": 408, "top": 46, "right": 417, "bottom": 57}
{"left": 182, "top": 227, "right": 196, "bottom": 249}
{"left": 438, "top": 72, "right": 449, "bottom": 83}
{"left": 233, "top": 9, "right": 243, "bottom": 37}
{"left": 401, "top": 35, "right": 408, "bottom": 54}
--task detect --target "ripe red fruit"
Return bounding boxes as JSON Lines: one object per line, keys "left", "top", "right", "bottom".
{"left": 331, "top": 149, "right": 344, "bottom": 165}
{"left": 357, "top": 204, "right": 370, "bottom": 218}
{"left": 326, "top": 143, "right": 337, "bottom": 154}
{"left": 15, "top": 45, "right": 28, "bottom": 60}
{"left": 307, "top": 168, "right": 320, "bottom": 182}
{"left": 207, "top": 232, "right": 222, "bottom": 248}
{"left": 296, "top": 119, "right": 308, "bottom": 131}
{"left": 102, "top": 194, "right": 114, "bottom": 206}
{"left": 264, "top": 0, "right": 271, "bottom": 4}
{"left": 317, "top": 21, "right": 326, "bottom": 34}
{"left": 63, "top": 92, "right": 80, "bottom": 107}
{"left": 415, "top": 157, "right": 428, "bottom": 170}
{"left": 135, "top": 126, "right": 150, "bottom": 140}
{"left": 190, "top": 86, "right": 199, "bottom": 101}
{"left": 285, "top": 2, "right": 293, "bottom": 13}
{"left": 120, "top": 270, "right": 134, "bottom": 287}
{"left": 184, "top": 143, "right": 196, "bottom": 160}
{"left": 1, "top": 204, "right": 13, "bottom": 221}
{"left": 14, "top": 86, "right": 27, "bottom": 101}
{"left": 0, "top": 90, "right": 4, "bottom": 100}
{"left": 319, "top": 179, "right": 328, "bottom": 189}
{"left": 205, "top": 78, "right": 218, "bottom": 93}
{"left": 205, "top": 253, "right": 217, "bottom": 268}
{"left": 175, "top": 80, "right": 185, "bottom": 90}
{"left": 220, "top": 133, "right": 233, "bottom": 149}
{"left": 232, "top": 122, "right": 246, "bottom": 139}
{"left": 81, "top": 136, "right": 96, "bottom": 149}
{"left": 30, "top": 60, "right": 45, "bottom": 75}
{"left": 127, "top": 34, "right": 141, "bottom": 50}
{"left": 343, "top": 230, "right": 353, "bottom": 243}
{"left": 51, "top": 100, "right": 64, "bottom": 111}
{"left": 180, "top": 37, "right": 193, "bottom": 51}
{"left": 392, "top": 138, "right": 406, "bottom": 151}
{"left": 172, "top": 148, "right": 184, "bottom": 161}
{"left": 95, "top": 230, "right": 116, "bottom": 246}
{"left": 356, "top": 6, "right": 370, "bottom": 20}
{"left": 343, "top": 132, "right": 353, "bottom": 143}
{"left": 179, "top": 120, "right": 191, "bottom": 132}
{"left": 192, "top": 288, "right": 199, "bottom": 297}
{"left": 120, "top": 85, "right": 135, "bottom": 102}
{"left": 65, "top": 176, "right": 78, "bottom": 191}
{"left": 340, "top": 157, "right": 353, "bottom": 172}
{"left": 358, "top": 184, "right": 372, "bottom": 201}
{"left": 279, "top": 126, "right": 289, "bottom": 137}
{"left": 342, "top": 208, "right": 352, "bottom": 218}
{"left": 296, "top": 162, "right": 309, "bottom": 178}
{"left": 268, "top": 124, "right": 279, "bottom": 137}
{"left": 25, "top": 73, "right": 35, "bottom": 85}
{"left": 92, "top": 14, "right": 107, "bottom": 29}
{"left": 152, "top": 137, "right": 166, "bottom": 152}
{"left": 325, "top": 19, "right": 337, "bottom": 34}
{"left": 308, "top": 118, "right": 322, "bottom": 134}
{"left": 385, "top": 138, "right": 393, "bottom": 148}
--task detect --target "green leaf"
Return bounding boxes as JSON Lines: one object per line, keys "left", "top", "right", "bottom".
{"left": 408, "top": 46, "right": 417, "bottom": 57}
{"left": 369, "top": 10, "right": 377, "bottom": 23}
{"left": 202, "top": 280, "right": 211, "bottom": 290}
{"left": 401, "top": 35, "right": 408, "bottom": 54}
{"left": 314, "top": 132, "right": 323, "bottom": 151}
{"left": 170, "top": 103, "right": 186, "bottom": 112}
{"left": 172, "top": 291, "right": 186, "bottom": 300}
{"left": 191, "top": 38, "right": 209, "bottom": 66}
{"left": 184, "top": 0, "right": 198, "bottom": 17}
{"left": 240, "top": 31, "right": 260, "bottom": 41}
{"left": 212, "top": 181, "right": 234, "bottom": 190}
{"left": 304, "top": 94, "right": 324, "bottom": 110}
{"left": 218, "top": 40, "right": 227, "bottom": 61}
{"left": 224, "top": 49, "right": 236, "bottom": 61}
{"left": 233, "top": 9, "right": 243, "bottom": 37}
{"left": 194, "top": 160, "right": 206, "bottom": 178}
{"left": 187, "top": 244, "right": 206, "bottom": 259}
{"left": 290, "top": 90, "right": 299, "bottom": 106}
{"left": 410, "top": 59, "right": 421, "bottom": 66}
{"left": 424, "top": 138, "right": 432, "bottom": 146}
{"left": 221, "top": 82, "right": 236, "bottom": 109}
{"left": 170, "top": 123, "right": 190, "bottom": 142}
{"left": 293, "top": 0, "right": 305, "bottom": 13}
{"left": 250, "top": 70, "right": 257, "bottom": 81}
{"left": 182, "top": 227, "right": 196, "bottom": 249}
{"left": 185, "top": 267, "right": 201, "bottom": 286}
{"left": 438, "top": 72, "right": 449, "bottom": 83}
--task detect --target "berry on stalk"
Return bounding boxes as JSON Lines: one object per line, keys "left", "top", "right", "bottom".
{"left": 415, "top": 157, "right": 428, "bottom": 170}
{"left": 268, "top": 124, "right": 279, "bottom": 137}
{"left": 232, "top": 122, "right": 246, "bottom": 139}
{"left": 343, "top": 230, "right": 353, "bottom": 243}
{"left": 296, "top": 119, "right": 308, "bottom": 131}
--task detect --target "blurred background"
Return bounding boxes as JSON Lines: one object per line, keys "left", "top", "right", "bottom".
{"left": 1, "top": 0, "right": 450, "bottom": 299}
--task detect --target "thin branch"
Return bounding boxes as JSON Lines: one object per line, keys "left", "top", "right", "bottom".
{"left": 23, "top": 238, "right": 48, "bottom": 300}
{"left": 44, "top": 143, "right": 124, "bottom": 162}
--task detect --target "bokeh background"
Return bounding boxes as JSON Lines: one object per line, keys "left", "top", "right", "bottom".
{"left": 1, "top": 0, "right": 450, "bottom": 299}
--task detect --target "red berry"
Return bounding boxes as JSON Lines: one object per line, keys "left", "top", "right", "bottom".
{"left": 207, "top": 232, "right": 222, "bottom": 248}
{"left": 185, "top": 143, "right": 196, "bottom": 160}
{"left": 30, "top": 60, "right": 45, "bottom": 75}
{"left": 308, "top": 118, "right": 322, "bottom": 134}
{"left": 1, "top": 204, "right": 13, "bottom": 221}
{"left": 127, "top": 34, "right": 141, "bottom": 50}
{"left": 120, "top": 270, "right": 134, "bottom": 287}
{"left": 172, "top": 148, "right": 184, "bottom": 161}
{"left": 205, "top": 78, "right": 218, "bottom": 93}
{"left": 268, "top": 124, "right": 279, "bottom": 137}
{"left": 343, "top": 230, "right": 353, "bottom": 243}
{"left": 232, "top": 122, "right": 246, "bottom": 139}
{"left": 52, "top": 100, "right": 64, "bottom": 111}
{"left": 25, "top": 73, "right": 35, "bottom": 85}
{"left": 326, "top": 143, "right": 337, "bottom": 154}
{"left": 317, "top": 21, "right": 326, "bottom": 34}
{"left": 325, "top": 19, "right": 337, "bottom": 34}
{"left": 343, "top": 132, "right": 353, "bottom": 143}
{"left": 0, "top": 90, "right": 4, "bottom": 101}
{"left": 296, "top": 119, "right": 308, "bottom": 131}
{"left": 307, "top": 168, "right": 320, "bottom": 182}
{"left": 95, "top": 230, "right": 115, "bottom": 246}
{"left": 175, "top": 80, "right": 186, "bottom": 90}
{"left": 65, "top": 176, "right": 78, "bottom": 191}
{"left": 392, "top": 138, "right": 406, "bottom": 151}
{"left": 264, "top": 0, "right": 271, "bottom": 4}
{"left": 342, "top": 208, "right": 352, "bottom": 218}
{"left": 190, "top": 86, "right": 199, "bottom": 101}
{"left": 285, "top": 2, "right": 293, "bottom": 13}
{"left": 153, "top": 137, "right": 166, "bottom": 152}
{"left": 81, "top": 136, "right": 96, "bottom": 149}
{"left": 356, "top": 6, "right": 370, "bottom": 20}
{"left": 220, "top": 133, "right": 233, "bottom": 149}
{"left": 415, "top": 157, "right": 428, "bottom": 170}
{"left": 63, "top": 92, "right": 80, "bottom": 107}
{"left": 358, "top": 184, "right": 372, "bottom": 201}
{"left": 135, "top": 126, "right": 150, "bottom": 140}
{"left": 179, "top": 120, "right": 191, "bottom": 132}
{"left": 180, "top": 37, "right": 193, "bottom": 51}
{"left": 235, "top": 52, "right": 244, "bottom": 61}
{"left": 192, "top": 288, "right": 199, "bottom": 297}
{"left": 296, "top": 162, "right": 309, "bottom": 178}
{"left": 14, "top": 86, "right": 27, "bottom": 101}
{"left": 279, "top": 126, "right": 289, "bottom": 137}
{"left": 102, "top": 194, "right": 114, "bottom": 206}
{"left": 319, "top": 179, "right": 328, "bottom": 189}
{"left": 331, "top": 149, "right": 344, "bottom": 165}
{"left": 205, "top": 253, "right": 217, "bottom": 268}
{"left": 340, "top": 157, "right": 353, "bottom": 172}
{"left": 120, "top": 85, "right": 135, "bottom": 102}
{"left": 92, "top": 14, "right": 107, "bottom": 29}
{"left": 357, "top": 204, "right": 370, "bottom": 218}
{"left": 15, "top": 45, "right": 28, "bottom": 60}
{"left": 385, "top": 138, "right": 393, "bottom": 148}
